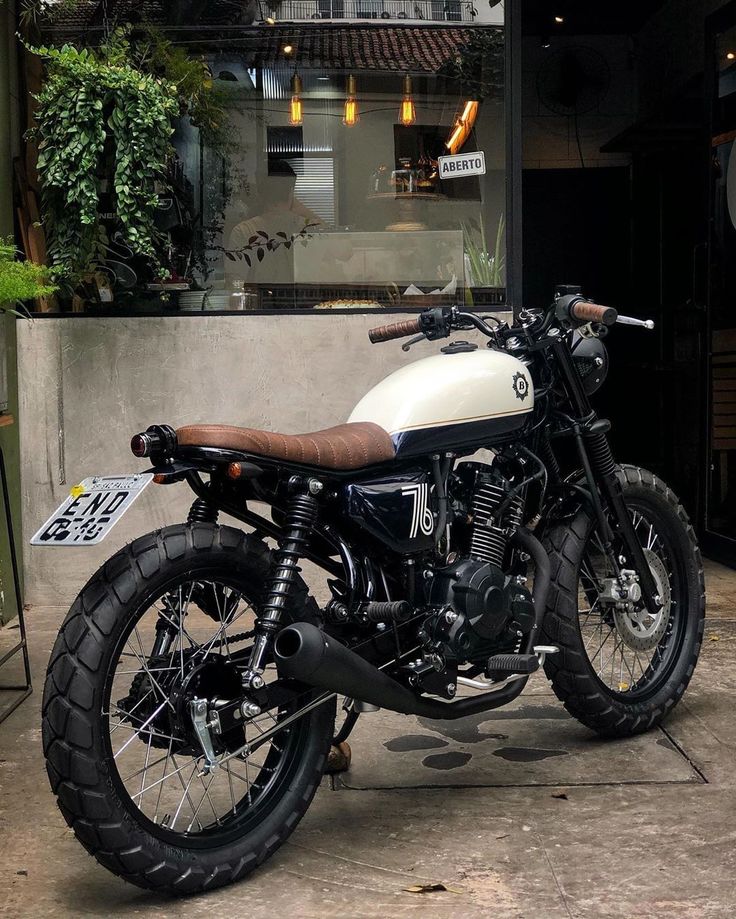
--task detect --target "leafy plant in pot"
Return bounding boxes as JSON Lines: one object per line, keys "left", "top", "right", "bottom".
{"left": 0, "top": 236, "right": 56, "bottom": 317}
{"left": 27, "top": 38, "right": 179, "bottom": 288}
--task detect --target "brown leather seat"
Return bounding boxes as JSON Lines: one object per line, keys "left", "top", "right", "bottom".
{"left": 177, "top": 421, "right": 396, "bottom": 471}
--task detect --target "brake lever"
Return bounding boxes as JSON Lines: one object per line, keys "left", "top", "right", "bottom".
{"left": 401, "top": 333, "right": 427, "bottom": 352}
{"left": 617, "top": 315, "right": 655, "bottom": 330}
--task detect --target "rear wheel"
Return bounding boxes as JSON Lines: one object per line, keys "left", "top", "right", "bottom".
{"left": 542, "top": 466, "right": 705, "bottom": 736}
{"left": 42, "top": 523, "right": 335, "bottom": 894}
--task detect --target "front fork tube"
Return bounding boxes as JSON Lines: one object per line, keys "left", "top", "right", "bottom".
{"left": 551, "top": 339, "right": 661, "bottom": 617}
{"left": 576, "top": 427, "right": 661, "bottom": 618}
{"left": 242, "top": 489, "right": 320, "bottom": 690}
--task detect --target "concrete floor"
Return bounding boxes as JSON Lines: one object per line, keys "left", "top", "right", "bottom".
{"left": 0, "top": 561, "right": 735, "bottom": 918}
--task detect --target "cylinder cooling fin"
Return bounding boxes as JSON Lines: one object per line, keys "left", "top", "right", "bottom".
{"left": 469, "top": 479, "right": 523, "bottom": 568}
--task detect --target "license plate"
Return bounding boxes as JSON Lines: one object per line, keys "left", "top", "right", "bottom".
{"left": 31, "top": 474, "right": 153, "bottom": 547}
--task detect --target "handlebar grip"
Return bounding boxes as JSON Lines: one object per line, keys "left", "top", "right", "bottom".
{"left": 569, "top": 299, "right": 618, "bottom": 326}
{"left": 368, "top": 317, "right": 423, "bottom": 343}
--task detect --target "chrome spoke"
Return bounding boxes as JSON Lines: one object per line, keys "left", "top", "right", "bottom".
{"left": 578, "top": 506, "right": 676, "bottom": 694}
{"left": 103, "top": 576, "right": 294, "bottom": 837}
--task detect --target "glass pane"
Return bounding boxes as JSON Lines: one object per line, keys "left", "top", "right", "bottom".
{"left": 174, "top": 23, "right": 506, "bottom": 312}
{"left": 708, "top": 25, "right": 736, "bottom": 541}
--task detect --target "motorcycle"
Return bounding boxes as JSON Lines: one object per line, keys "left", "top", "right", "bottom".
{"left": 36, "top": 286, "right": 705, "bottom": 894}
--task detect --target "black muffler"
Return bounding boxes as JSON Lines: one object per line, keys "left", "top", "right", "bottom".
{"left": 274, "top": 622, "right": 424, "bottom": 714}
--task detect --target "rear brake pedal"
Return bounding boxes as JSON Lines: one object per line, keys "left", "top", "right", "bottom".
{"left": 485, "top": 653, "right": 539, "bottom": 680}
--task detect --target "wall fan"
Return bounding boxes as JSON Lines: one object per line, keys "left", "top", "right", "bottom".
{"left": 536, "top": 46, "right": 611, "bottom": 117}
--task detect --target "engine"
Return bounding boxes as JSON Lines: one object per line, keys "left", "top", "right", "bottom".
{"left": 423, "top": 465, "right": 535, "bottom": 666}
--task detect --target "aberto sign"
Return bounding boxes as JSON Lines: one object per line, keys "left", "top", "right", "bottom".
{"left": 438, "top": 151, "right": 486, "bottom": 179}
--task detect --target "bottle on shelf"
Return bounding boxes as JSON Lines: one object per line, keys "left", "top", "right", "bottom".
{"left": 230, "top": 280, "right": 246, "bottom": 310}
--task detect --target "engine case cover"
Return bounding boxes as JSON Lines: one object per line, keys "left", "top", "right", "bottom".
{"left": 427, "top": 558, "right": 535, "bottom": 661}
{"left": 430, "top": 558, "right": 506, "bottom": 639}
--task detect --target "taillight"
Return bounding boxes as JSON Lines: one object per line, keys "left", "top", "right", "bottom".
{"left": 130, "top": 433, "right": 151, "bottom": 457}
{"left": 130, "top": 425, "right": 177, "bottom": 459}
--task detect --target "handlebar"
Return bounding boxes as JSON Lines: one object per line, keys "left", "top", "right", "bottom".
{"left": 368, "top": 317, "right": 423, "bottom": 343}
{"left": 368, "top": 294, "right": 643, "bottom": 348}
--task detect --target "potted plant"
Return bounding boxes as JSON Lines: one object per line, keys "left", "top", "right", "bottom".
{"left": 0, "top": 236, "right": 56, "bottom": 412}
{"left": 26, "top": 38, "right": 179, "bottom": 289}
{"left": 462, "top": 213, "right": 506, "bottom": 306}
{"left": 0, "top": 236, "right": 56, "bottom": 317}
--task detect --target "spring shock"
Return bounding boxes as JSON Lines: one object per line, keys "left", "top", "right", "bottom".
{"left": 187, "top": 498, "right": 219, "bottom": 524}
{"left": 242, "top": 489, "right": 319, "bottom": 689}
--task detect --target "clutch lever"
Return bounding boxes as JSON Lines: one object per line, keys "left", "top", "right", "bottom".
{"left": 617, "top": 315, "right": 655, "bottom": 330}
{"left": 401, "top": 333, "right": 427, "bottom": 352}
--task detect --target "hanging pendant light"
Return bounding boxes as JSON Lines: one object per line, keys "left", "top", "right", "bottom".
{"left": 398, "top": 74, "right": 416, "bottom": 126}
{"left": 445, "top": 99, "right": 479, "bottom": 154}
{"left": 289, "top": 73, "right": 303, "bottom": 126}
{"left": 343, "top": 74, "right": 359, "bottom": 126}
{"left": 459, "top": 99, "right": 479, "bottom": 127}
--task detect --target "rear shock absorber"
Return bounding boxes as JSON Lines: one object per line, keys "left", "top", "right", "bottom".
{"left": 242, "top": 488, "right": 320, "bottom": 689}
{"left": 187, "top": 498, "right": 219, "bottom": 524}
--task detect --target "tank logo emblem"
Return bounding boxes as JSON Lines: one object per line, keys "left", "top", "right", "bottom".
{"left": 401, "top": 483, "right": 434, "bottom": 538}
{"left": 512, "top": 371, "right": 529, "bottom": 402}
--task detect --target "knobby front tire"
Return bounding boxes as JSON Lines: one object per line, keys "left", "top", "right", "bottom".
{"left": 42, "top": 523, "right": 335, "bottom": 894}
{"left": 541, "top": 465, "right": 705, "bottom": 737}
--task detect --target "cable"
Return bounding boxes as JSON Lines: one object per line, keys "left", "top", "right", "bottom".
{"left": 573, "top": 111, "right": 585, "bottom": 169}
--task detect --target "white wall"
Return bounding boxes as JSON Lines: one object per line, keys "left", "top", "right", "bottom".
{"left": 19, "top": 312, "right": 510, "bottom": 607}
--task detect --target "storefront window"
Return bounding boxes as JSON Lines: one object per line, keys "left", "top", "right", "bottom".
{"left": 170, "top": 23, "right": 506, "bottom": 312}
{"left": 28, "top": 18, "right": 506, "bottom": 314}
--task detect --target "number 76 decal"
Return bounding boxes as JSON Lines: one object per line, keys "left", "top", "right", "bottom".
{"left": 401, "top": 483, "right": 434, "bottom": 538}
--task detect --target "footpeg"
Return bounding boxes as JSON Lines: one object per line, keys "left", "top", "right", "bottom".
{"left": 485, "top": 653, "right": 540, "bottom": 680}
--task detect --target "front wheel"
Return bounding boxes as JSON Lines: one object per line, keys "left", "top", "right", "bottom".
{"left": 42, "top": 523, "right": 335, "bottom": 894}
{"left": 542, "top": 466, "right": 705, "bottom": 737}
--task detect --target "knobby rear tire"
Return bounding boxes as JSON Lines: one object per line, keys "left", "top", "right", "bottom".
{"left": 541, "top": 465, "right": 705, "bottom": 737}
{"left": 41, "top": 523, "right": 335, "bottom": 894}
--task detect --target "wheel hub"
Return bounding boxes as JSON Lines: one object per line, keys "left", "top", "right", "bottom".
{"left": 613, "top": 548, "right": 671, "bottom": 652}
{"left": 117, "top": 651, "right": 244, "bottom": 755}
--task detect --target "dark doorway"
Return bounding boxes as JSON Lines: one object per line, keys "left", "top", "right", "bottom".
{"left": 705, "top": 2, "right": 736, "bottom": 565}
{"left": 523, "top": 150, "right": 704, "bottom": 518}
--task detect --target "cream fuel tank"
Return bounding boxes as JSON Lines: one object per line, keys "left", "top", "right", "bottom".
{"left": 348, "top": 344, "right": 535, "bottom": 457}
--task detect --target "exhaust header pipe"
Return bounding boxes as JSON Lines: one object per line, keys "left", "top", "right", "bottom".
{"left": 274, "top": 622, "right": 527, "bottom": 720}
{"left": 273, "top": 526, "right": 551, "bottom": 721}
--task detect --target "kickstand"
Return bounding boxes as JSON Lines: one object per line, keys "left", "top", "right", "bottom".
{"left": 333, "top": 708, "right": 360, "bottom": 746}
{"left": 326, "top": 709, "right": 361, "bottom": 775}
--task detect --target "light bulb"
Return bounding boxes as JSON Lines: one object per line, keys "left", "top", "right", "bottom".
{"left": 399, "top": 75, "right": 416, "bottom": 126}
{"left": 289, "top": 73, "right": 303, "bottom": 126}
{"left": 343, "top": 75, "right": 359, "bottom": 126}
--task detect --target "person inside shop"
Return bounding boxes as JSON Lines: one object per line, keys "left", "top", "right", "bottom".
{"left": 227, "top": 159, "right": 323, "bottom": 287}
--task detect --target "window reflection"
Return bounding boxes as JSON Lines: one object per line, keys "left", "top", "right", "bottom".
{"left": 173, "top": 25, "right": 506, "bottom": 311}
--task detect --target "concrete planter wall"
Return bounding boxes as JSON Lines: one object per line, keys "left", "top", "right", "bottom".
{"left": 19, "top": 313, "right": 510, "bottom": 606}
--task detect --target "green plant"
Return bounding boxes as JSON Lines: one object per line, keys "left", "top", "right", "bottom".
{"left": 16, "top": 0, "right": 83, "bottom": 33}
{"left": 131, "top": 26, "right": 229, "bottom": 150}
{"left": 441, "top": 29, "right": 505, "bottom": 102}
{"left": 220, "top": 222, "right": 321, "bottom": 269}
{"left": 27, "top": 39, "right": 178, "bottom": 282}
{"left": 0, "top": 236, "right": 56, "bottom": 316}
{"left": 463, "top": 213, "right": 505, "bottom": 288}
